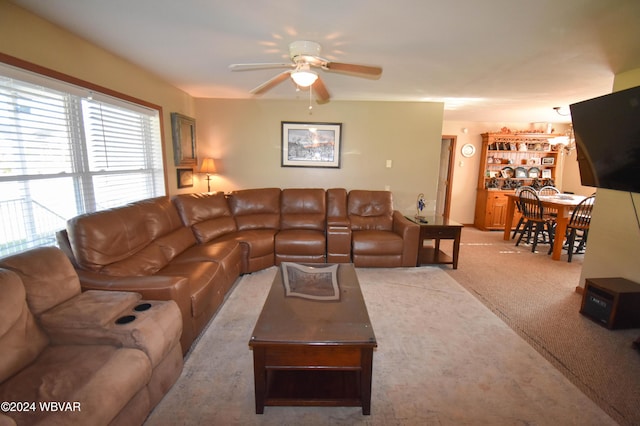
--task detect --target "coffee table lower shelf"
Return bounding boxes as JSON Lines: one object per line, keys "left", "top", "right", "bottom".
{"left": 251, "top": 345, "right": 374, "bottom": 415}
{"left": 264, "top": 369, "right": 363, "bottom": 408}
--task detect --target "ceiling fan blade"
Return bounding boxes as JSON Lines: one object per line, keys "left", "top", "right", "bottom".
{"left": 250, "top": 71, "right": 291, "bottom": 95}
{"left": 313, "top": 77, "right": 330, "bottom": 103}
{"left": 229, "top": 63, "right": 294, "bottom": 71}
{"left": 323, "top": 62, "right": 382, "bottom": 78}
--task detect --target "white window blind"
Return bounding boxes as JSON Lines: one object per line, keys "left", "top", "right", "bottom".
{"left": 0, "top": 65, "right": 165, "bottom": 256}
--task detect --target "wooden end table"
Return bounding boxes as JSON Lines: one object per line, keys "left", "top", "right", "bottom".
{"left": 249, "top": 263, "right": 377, "bottom": 414}
{"left": 405, "top": 215, "right": 463, "bottom": 269}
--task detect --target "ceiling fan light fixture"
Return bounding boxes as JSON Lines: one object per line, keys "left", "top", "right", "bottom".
{"left": 291, "top": 69, "right": 318, "bottom": 87}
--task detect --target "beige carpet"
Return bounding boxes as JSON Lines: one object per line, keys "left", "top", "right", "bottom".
{"left": 446, "top": 227, "right": 640, "bottom": 426}
{"left": 145, "top": 265, "right": 615, "bottom": 425}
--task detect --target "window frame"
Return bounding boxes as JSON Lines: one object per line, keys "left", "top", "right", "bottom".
{"left": 0, "top": 53, "right": 168, "bottom": 255}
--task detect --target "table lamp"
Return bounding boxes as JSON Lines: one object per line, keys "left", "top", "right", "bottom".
{"left": 199, "top": 158, "right": 217, "bottom": 192}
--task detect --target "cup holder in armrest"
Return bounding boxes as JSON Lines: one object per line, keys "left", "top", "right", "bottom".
{"left": 134, "top": 302, "right": 152, "bottom": 312}
{"left": 115, "top": 315, "right": 136, "bottom": 325}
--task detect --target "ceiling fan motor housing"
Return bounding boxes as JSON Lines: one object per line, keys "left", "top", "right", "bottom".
{"left": 289, "top": 40, "right": 321, "bottom": 63}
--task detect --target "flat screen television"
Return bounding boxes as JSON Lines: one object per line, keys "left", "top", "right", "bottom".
{"left": 570, "top": 85, "right": 640, "bottom": 193}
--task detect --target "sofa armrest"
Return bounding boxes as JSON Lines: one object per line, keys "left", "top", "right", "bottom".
{"left": 77, "top": 270, "right": 193, "bottom": 352}
{"left": 392, "top": 210, "right": 420, "bottom": 267}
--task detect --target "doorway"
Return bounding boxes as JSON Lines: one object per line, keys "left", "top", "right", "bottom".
{"left": 436, "top": 135, "right": 457, "bottom": 218}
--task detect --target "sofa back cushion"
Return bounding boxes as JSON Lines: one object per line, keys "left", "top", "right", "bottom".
{"left": 347, "top": 190, "right": 394, "bottom": 231}
{"left": 228, "top": 188, "right": 281, "bottom": 231}
{"left": 0, "top": 247, "right": 81, "bottom": 315}
{"left": 280, "top": 188, "right": 326, "bottom": 231}
{"left": 173, "top": 193, "right": 237, "bottom": 243}
{"left": 0, "top": 269, "right": 49, "bottom": 383}
{"left": 67, "top": 197, "right": 191, "bottom": 275}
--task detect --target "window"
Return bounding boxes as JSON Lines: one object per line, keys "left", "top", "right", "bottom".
{"left": 0, "top": 63, "right": 165, "bottom": 256}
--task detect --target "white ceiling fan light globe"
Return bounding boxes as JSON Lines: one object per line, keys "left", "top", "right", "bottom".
{"left": 291, "top": 69, "right": 318, "bottom": 87}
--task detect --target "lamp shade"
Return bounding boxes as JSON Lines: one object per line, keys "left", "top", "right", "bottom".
{"left": 199, "top": 158, "right": 217, "bottom": 174}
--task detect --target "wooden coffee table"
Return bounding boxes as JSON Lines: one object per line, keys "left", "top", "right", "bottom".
{"left": 249, "top": 263, "right": 377, "bottom": 414}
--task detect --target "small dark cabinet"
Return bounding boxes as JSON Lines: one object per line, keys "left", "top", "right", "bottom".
{"left": 580, "top": 278, "right": 640, "bottom": 329}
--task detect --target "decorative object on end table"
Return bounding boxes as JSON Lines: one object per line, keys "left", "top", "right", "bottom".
{"left": 281, "top": 122, "right": 342, "bottom": 168}
{"left": 416, "top": 193, "right": 426, "bottom": 220}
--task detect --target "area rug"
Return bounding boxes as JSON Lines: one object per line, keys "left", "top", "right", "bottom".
{"left": 144, "top": 266, "right": 615, "bottom": 425}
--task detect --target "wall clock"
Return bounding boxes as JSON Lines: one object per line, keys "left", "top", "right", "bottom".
{"left": 461, "top": 144, "right": 476, "bottom": 158}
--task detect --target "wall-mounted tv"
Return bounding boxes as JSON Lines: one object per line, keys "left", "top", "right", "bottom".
{"left": 570, "top": 85, "right": 640, "bottom": 193}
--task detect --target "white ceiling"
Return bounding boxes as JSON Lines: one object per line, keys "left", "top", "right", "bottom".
{"left": 11, "top": 0, "right": 640, "bottom": 124}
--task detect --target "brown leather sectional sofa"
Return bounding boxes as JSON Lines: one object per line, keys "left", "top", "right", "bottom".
{"left": 56, "top": 188, "right": 420, "bottom": 354}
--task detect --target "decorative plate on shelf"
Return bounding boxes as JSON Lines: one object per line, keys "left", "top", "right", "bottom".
{"left": 514, "top": 167, "right": 527, "bottom": 178}
{"left": 461, "top": 144, "right": 476, "bottom": 157}
{"left": 501, "top": 166, "right": 514, "bottom": 178}
{"left": 528, "top": 167, "right": 540, "bottom": 178}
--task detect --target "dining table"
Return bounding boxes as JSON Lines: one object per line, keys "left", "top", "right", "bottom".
{"left": 503, "top": 193, "right": 587, "bottom": 260}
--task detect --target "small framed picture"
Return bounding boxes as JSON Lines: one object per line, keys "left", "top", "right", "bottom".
{"left": 541, "top": 157, "right": 555, "bottom": 165}
{"left": 177, "top": 168, "right": 193, "bottom": 189}
{"left": 528, "top": 157, "right": 541, "bottom": 165}
{"left": 542, "top": 169, "right": 552, "bottom": 178}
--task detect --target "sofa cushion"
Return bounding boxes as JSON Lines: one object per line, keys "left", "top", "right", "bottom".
{"left": 0, "top": 269, "right": 49, "bottom": 383}
{"left": 0, "top": 345, "right": 151, "bottom": 426}
{"left": 173, "top": 192, "right": 232, "bottom": 225}
{"left": 228, "top": 188, "right": 281, "bottom": 230}
{"left": 348, "top": 190, "right": 394, "bottom": 231}
{"left": 352, "top": 230, "right": 404, "bottom": 254}
{"left": 280, "top": 188, "right": 326, "bottom": 231}
{"left": 0, "top": 246, "right": 81, "bottom": 315}
{"left": 101, "top": 243, "right": 169, "bottom": 276}
{"left": 67, "top": 203, "right": 150, "bottom": 271}
{"left": 141, "top": 196, "right": 184, "bottom": 240}
{"left": 275, "top": 230, "right": 326, "bottom": 254}
{"left": 152, "top": 226, "right": 197, "bottom": 261}
{"left": 67, "top": 197, "right": 183, "bottom": 272}
{"left": 173, "top": 193, "right": 238, "bottom": 243}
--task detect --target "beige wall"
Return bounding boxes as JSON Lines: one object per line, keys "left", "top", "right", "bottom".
{"left": 194, "top": 98, "right": 444, "bottom": 211}
{"left": 0, "top": 1, "right": 195, "bottom": 193}
{"left": 579, "top": 68, "right": 640, "bottom": 287}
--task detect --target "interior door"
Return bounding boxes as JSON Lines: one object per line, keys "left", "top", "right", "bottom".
{"left": 436, "top": 136, "right": 457, "bottom": 218}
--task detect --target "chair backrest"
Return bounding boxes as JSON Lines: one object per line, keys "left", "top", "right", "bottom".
{"left": 538, "top": 186, "right": 560, "bottom": 196}
{"left": 569, "top": 195, "right": 595, "bottom": 229}
{"left": 519, "top": 187, "right": 545, "bottom": 220}
{"left": 514, "top": 186, "right": 534, "bottom": 213}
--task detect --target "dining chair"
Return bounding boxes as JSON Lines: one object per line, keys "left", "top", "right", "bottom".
{"left": 538, "top": 186, "right": 560, "bottom": 195}
{"left": 516, "top": 188, "right": 555, "bottom": 252}
{"left": 537, "top": 185, "right": 560, "bottom": 217}
{"left": 511, "top": 186, "right": 534, "bottom": 240}
{"left": 551, "top": 195, "right": 595, "bottom": 262}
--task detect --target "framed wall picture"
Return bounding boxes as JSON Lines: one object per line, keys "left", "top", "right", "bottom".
{"left": 177, "top": 168, "right": 194, "bottom": 189}
{"left": 281, "top": 122, "right": 342, "bottom": 168}
{"left": 541, "top": 157, "right": 555, "bottom": 165}
{"left": 171, "top": 112, "right": 197, "bottom": 167}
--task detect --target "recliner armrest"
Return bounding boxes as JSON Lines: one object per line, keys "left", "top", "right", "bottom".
{"left": 392, "top": 210, "right": 420, "bottom": 266}
{"left": 76, "top": 270, "right": 193, "bottom": 352}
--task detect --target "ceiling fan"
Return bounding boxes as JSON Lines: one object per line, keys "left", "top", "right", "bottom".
{"left": 229, "top": 41, "right": 383, "bottom": 103}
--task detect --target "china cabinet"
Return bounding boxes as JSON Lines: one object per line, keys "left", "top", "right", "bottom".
{"left": 474, "top": 132, "right": 564, "bottom": 230}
